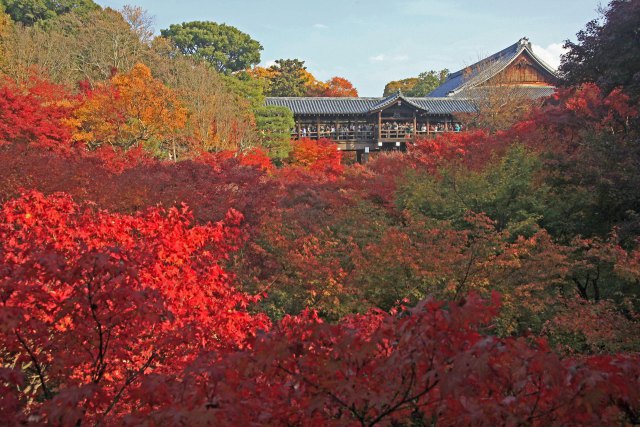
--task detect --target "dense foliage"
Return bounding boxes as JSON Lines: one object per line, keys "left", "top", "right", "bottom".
{"left": 254, "top": 105, "right": 295, "bottom": 158}
{"left": 0, "top": 4, "right": 358, "bottom": 160}
{"left": 0, "top": 0, "right": 99, "bottom": 26}
{"left": 560, "top": 0, "right": 640, "bottom": 100}
{"left": 0, "top": 0, "right": 639, "bottom": 424}
{"left": 383, "top": 68, "right": 449, "bottom": 96}
{"left": 0, "top": 192, "right": 268, "bottom": 423}
{"left": 160, "top": 21, "right": 263, "bottom": 74}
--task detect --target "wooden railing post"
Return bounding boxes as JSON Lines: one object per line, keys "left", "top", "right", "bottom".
{"left": 413, "top": 112, "right": 417, "bottom": 141}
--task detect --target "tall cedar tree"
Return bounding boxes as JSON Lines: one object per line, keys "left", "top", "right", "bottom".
{"left": 266, "top": 59, "right": 308, "bottom": 97}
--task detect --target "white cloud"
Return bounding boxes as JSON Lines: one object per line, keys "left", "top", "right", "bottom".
{"left": 262, "top": 59, "right": 277, "bottom": 68}
{"left": 532, "top": 43, "right": 567, "bottom": 70}
{"left": 313, "top": 23, "right": 328, "bottom": 29}
{"left": 368, "top": 53, "right": 408, "bottom": 63}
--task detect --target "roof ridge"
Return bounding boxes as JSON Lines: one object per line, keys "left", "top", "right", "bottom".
{"left": 264, "top": 97, "right": 477, "bottom": 115}
{"left": 368, "top": 92, "right": 429, "bottom": 113}
{"left": 446, "top": 39, "right": 523, "bottom": 79}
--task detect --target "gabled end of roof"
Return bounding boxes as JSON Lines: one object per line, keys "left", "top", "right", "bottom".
{"left": 427, "top": 37, "right": 558, "bottom": 98}
{"left": 368, "top": 91, "right": 429, "bottom": 113}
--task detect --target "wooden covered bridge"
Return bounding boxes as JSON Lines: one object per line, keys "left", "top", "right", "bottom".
{"left": 265, "top": 93, "right": 475, "bottom": 153}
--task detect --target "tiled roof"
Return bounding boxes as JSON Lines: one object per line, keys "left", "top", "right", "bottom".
{"left": 265, "top": 94, "right": 476, "bottom": 116}
{"left": 409, "top": 98, "right": 477, "bottom": 114}
{"left": 428, "top": 37, "right": 558, "bottom": 98}
{"left": 265, "top": 97, "right": 380, "bottom": 115}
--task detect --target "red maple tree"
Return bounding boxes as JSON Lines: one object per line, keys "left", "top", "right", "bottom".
{"left": 0, "top": 77, "right": 75, "bottom": 151}
{"left": 0, "top": 192, "right": 269, "bottom": 424}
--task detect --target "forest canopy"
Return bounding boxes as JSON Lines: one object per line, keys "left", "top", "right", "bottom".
{"left": 160, "top": 21, "right": 263, "bottom": 74}
{"left": 560, "top": 0, "right": 640, "bottom": 99}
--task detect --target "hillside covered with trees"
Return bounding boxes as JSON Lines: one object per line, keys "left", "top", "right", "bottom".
{"left": 0, "top": 0, "right": 639, "bottom": 425}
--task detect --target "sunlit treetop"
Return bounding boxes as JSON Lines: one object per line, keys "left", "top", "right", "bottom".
{"left": 160, "top": 21, "right": 263, "bottom": 74}
{"left": 0, "top": 0, "right": 100, "bottom": 26}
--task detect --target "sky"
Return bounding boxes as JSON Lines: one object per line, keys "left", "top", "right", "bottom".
{"left": 94, "top": 0, "right": 604, "bottom": 96}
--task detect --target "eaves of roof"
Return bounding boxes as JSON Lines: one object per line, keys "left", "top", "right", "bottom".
{"left": 450, "top": 85, "right": 556, "bottom": 100}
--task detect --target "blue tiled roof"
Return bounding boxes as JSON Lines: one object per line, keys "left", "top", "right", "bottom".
{"left": 409, "top": 98, "right": 477, "bottom": 114}
{"left": 265, "top": 97, "right": 380, "bottom": 115}
{"left": 265, "top": 94, "right": 476, "bottom": 116}
{"left": 428, "top": 37, "right": 558, "bottom": 98}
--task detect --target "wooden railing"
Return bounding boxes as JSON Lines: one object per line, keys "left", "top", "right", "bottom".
{"left": 292, "top": 130, "right": 375, "bottom": 141}
{"left": 290, "top": 129, "right": 458, "bottom": 141}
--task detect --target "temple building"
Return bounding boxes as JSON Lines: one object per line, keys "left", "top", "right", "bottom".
{"left": 428, "top": 37, "right": 558, "bottom": 99}
{"left": 265, "top": 37, "right": 558, "bottom": 156}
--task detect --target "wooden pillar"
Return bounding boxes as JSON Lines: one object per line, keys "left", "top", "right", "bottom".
{"left": 356, "top": 147, "right": 370, "bottom": 164}
{"left": 413, "top": 111, "right": 417, "bottom": 140}
{"left": 316, "top": 117, "right": 320, "bottom": 139}
{"left": 377, "top": 111, "right": 382, "bottom": 141}
{"left": 427, "top": 118, "right": 430, "bottom": 136}
{"left": 296, "top": 122, "right": 300, "bottom": 139}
